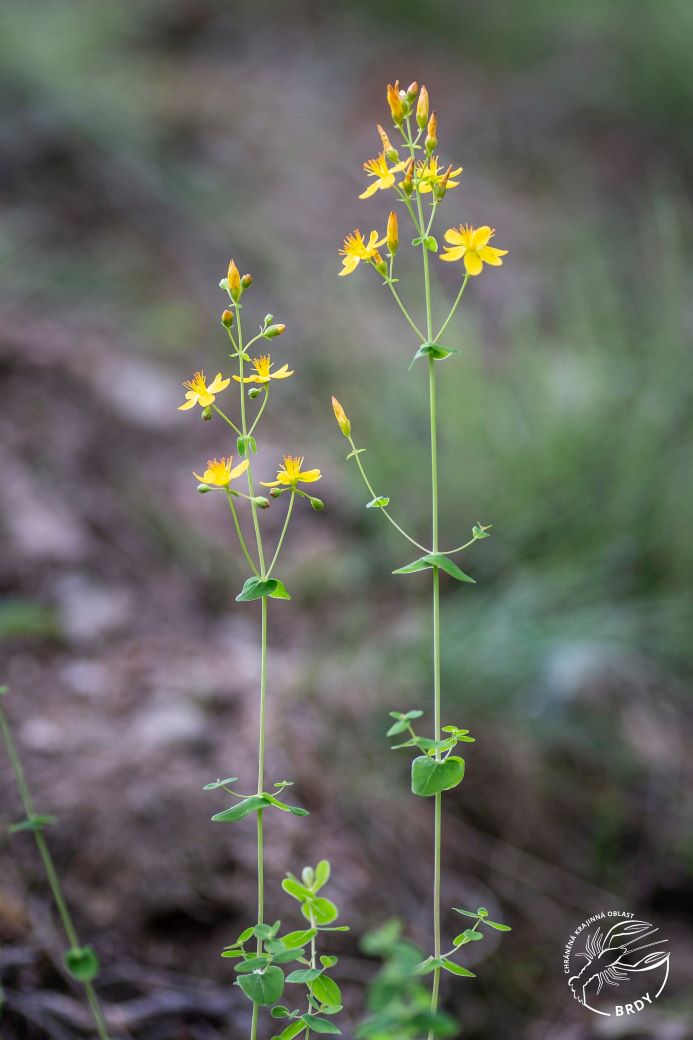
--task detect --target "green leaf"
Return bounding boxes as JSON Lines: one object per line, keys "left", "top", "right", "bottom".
{"left": 302, "top": 897, "right": 338, "bottom": 926}
{"left": 203, "top": 777, "right": 239, "bottom": 790}
{"left": 273, "top": 950, "right": 305, "bottom": 965}
{"left": 237, "top": 965, "right": 285, "bottom": 1006}
{"left": 310, "top": 973, "right": 342, "bottom": 1007}
{"left": 441, "top": 958, "right": 476, "bottom": 977}
{"left": 411, "top": 755, "right": 465, "bottom": 797}
{"left": 314, "top": 860, "right": 331, "bottom": 891}
{"left": 280, "top": 929, "right": 317, "bottom": 949}
{"left": 472, "top": 523, "right": 491, "bottom": 539}
{"left": 212, "top": 795, "right": 270, "bottom": 823}
{"left": 273, "top": 1022, "right": 306, "bottom": 1040}
{"left": 393, "top": 553, "right": 475, "bottom": 583}
{"left": 301, "top": 1015, "right": 341, "bottom": 1034}
{"left": 409, "top": 342, "right": 461, "bottom": 367}
{"left": 237, "top": 435, "right": 247, "bottom": 456}
{"left": 64, "top": 946, "right": 100, "bottom": 982}
{"left": 366, "top": 496, "right": 389, "bottom": 509}
{"left": 9, "top": 814, "right": 57, "bottom": 833}
{"left": 345, "top": 447, "right": 366, "bottom": 460}
{"left": 386, "top": 718, "right": 411, "bottom": 736}
{"left": 484, "top": 919, "right": 512, "bottom": 931}
{"left": 282, "top": 877, "right": 313, "bottom": 902}
{"left": 271, "top": 1005, "right": 293, "bottom": 1018}
{"left": 319, "top": 955, "right": 338, "bottom": 969}
{"left": 453, "top": 930, "right": 484, "bottom": 944}
{"left": 286, "top": 968, "right": 323, "bottom": 983}
{"left": 414, "top": 956, "right": 445, "bottom": 975}
{"left": 453, "top": 908, "right": 480, "bottom": 920}
{"left": 266, "top": 795, "right": 310, "bottom": 817}
{"left": 236, "top": 955, "right": 271, "bottom": 973}
{"left": 236, "top": 578, "right": 291, "bottom": 602}
{"left": 424, "top": 236, "right": 439, "bottom": 252}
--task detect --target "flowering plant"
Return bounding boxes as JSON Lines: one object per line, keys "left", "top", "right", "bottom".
{"left": 334, "top": 80, "right": 510, "bottom": 1037}
{"left": 181, "top": 264, "right": 347, "bottom": 1040}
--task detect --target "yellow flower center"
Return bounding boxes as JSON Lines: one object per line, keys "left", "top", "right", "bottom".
{"left": 184, "top": 370, "right": 208, "bottom": 394}
{"left": 282, "top": 455, "right": 303, "bottom": 481}
{"left": 341, "top": 231, "right": 367, "bottom": 258}
{"left": 206, "top": 457, "right": 232, "bottom": 483}
{"left": 253, "top": 355, "right": 272, "bottom": 378}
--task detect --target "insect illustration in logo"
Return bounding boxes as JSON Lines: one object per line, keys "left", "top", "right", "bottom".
{"left": 569, "top": 920, "right": 669, "bottom": 1005}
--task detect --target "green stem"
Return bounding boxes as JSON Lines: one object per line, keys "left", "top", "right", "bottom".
{"left": 304, "top": 909, "right": 317, "bottom": 1040}
{"left": 266, "top": 491, "right": 295, "bottom": 577}
{"left": 212, "top": 404, "right": 242, "bottom": 436}
{"left": 386, "top": 281, "right": 426, "bottom": 342}
{"left": 226, "top": 493, "right": 260, "bottom": 576}
{"left": 235, "top": 304, "right": 266, "bottom": 577}
{"left": 248, "top": 388, "right": 270, "bottom": 436}
{"left": 348, "top": 438, "right": 428, "bottom": 552}
{"left": 435, "top": 274, "right": 469, "bottom": 344}
{"left": 0, "top": 703, "right": 110, "bottom": 1040}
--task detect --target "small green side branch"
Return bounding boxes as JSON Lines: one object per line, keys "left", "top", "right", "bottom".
{"left": 0, "top": 685, "right": 112, "bottom": 1040}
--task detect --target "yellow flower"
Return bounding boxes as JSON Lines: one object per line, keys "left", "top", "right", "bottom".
{"left": 338, "top": 228, "right": 385, "bottom": 277}
{"left": 233, "top": 355, "right": 294, "bottom": 385}
{"left": 193, "top": 455, "right": 249, "bottom": 487}
{"left": 359, "top": 152, "right": 408, "bottom": 199}
{"left": 179, "top": 370, "right": 230, "bottom": 410}
{"left": 413, "top": 156, "right": 462, "bottom": 195}
{"left": 386, "top": 210, "right": 399, "bottom": 255}
{"left": 261, "top": 456, "right": 322, "bottom": 488}
{"left": 439, "top": 225, "right": 508, "bottom": 276}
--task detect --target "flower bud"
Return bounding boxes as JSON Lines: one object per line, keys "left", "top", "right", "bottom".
{"left": 387, "top": 210, "right": 399, "bottom": 255}
{"left": 386, "top": 82, "right": 403, "bottom": 125}
{"left": 425, "top": 112, "right": 437, "bottom": 155}
{"left": 221, "top": 309, "right": 234, "bottom": 327}
{"left": 331, "top": 396, "right": 351, "bottom": 437}
{"left": 241, "top": 273, "right": 253, "bottom": 290}
{"left": 227, "top": 259, "right": 241, "bottom": 300}
{"left": 406, "top": 81, "right": 419, "bottom": 100}
{"left": 248, "top": 386, "right": 262, "bottom": 399}
{"left": 201, "top": 406, "right": 213, "bottom": 421}
{"left": 264, "top": 323, "right": 285, "bottom": 338}
{"left": 402, "top": 158, "right": 414, "bottom": 196}
{"left": 377, "top": 124, "right": 399, "bottom": 163}
{"left": 269, "top": 487, "right": 283, "bottom": 498}
{"left": 434, "top": 164, "right": 453, "bottom": 200}
{"left": 372, "top": 250, "right": 388, "bottom": 277}
{"left": 197, "top": 483, "right": 212, "bottom": 493}
{"left": 252, "top": 496, "right": 270, "bottom": 509}
{"left": 416, "top": 85, "right": 429, "bottom": 129}
{"left": 309, "top": 496, "right": 325, "bottom": 512}
{"left": 263, "top": 313, "right": 274, "bottom": 325}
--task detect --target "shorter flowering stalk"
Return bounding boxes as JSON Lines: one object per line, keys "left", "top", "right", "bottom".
{"left": 0, "top": 687, "right": 111, "bottom": 1040}
{"left": 181, "top": 261, "right": 327, "bottom": 1040}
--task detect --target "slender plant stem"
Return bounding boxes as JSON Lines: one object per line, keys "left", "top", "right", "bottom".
{"left": 267, "top": 491, "right": 295, "bottom": 577}
{"left": 348, "top": 438, "right": 428, "bottom": 552}
{"left": 435, "top": 274, "right": 469, "bottom": 343}
{"left": 0, "top": 702, "right": 110, "bottom": 1040}
{"left": 386, "top": 281, "right": 426, "bottom": 342}
{"left": 248, "top": 389, "right": 270, "bottom": 436}
{"left": 212, "top": 403, "right": 242, "bottom": 436}
{"left": 226, "top": 493, "right": 260, "bottom": 576}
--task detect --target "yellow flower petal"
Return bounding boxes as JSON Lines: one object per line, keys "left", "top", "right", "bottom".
{"left": 471, "top": 226, "right": 493, "bottom": 249}
{"left": 232, "top": 374, "right": 257, "bottom": 383}
{"left": 197, "top": 392, "right": 215, "bottom": 406}
{"left": 229, "top": 460, "right": 250, "bottom": 480}
{"left": 178, "top": 397, "right": 198, "bottom": 410}
{"left": 208, "top": 373, "right": 230, "bottom": 393}
{"left": 339, "top": 255, "right": 360, "bottom": 276}
{"left": 439, "top": 246, "right": 466, "bottom": 263}
{"left": 271, "top": 365, "right": 294, "bottom": 379}
{"left": 359, "top": 182, "right": 380, "bottom": 200}
{"left": 298, "top": 469, "right": 322, "bottom": 483}
{"left": 464, "top": 250, "right": 484, "bottom": 276}
{"left": 478, "top": 246, "right": 508, "bottom": 266}
{"left": 444, "top": 228, "right": 466, "bottom": 245}
{"left": 260, "top": 479, "right": 280, "bottom": 487}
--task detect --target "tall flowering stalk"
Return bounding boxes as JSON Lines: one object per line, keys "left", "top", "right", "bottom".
{"left": 0, "top": 685, "right": 112, "bottom": 1040}
{"left": 180, "top": 267, "right": 346, "bottom": 1040}
{"left": 334, "top": 81, "right": 510, "bottom": 1036}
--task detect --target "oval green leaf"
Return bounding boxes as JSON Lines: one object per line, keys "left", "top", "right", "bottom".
{"left": 212, "top": 795, "right": 270, "bottom": 823}
{"left": 64, "top": 946, "right": 100, "bottom": 982}
{"left": 237, "top": 964, "right": 285, "bottom": 1006}
{"left": 393, "top": 553, "right": 475, "bottom": 583}
{"left": 236, "top": 577, "right": 292, "bottom": 602}
{"left": 411, "top": 755, "right": 465, "bottom": 797}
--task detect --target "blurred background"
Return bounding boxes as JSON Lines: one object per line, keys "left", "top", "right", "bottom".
{"left": 1, "top": 1, "right": 692, "bottom": 1037}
